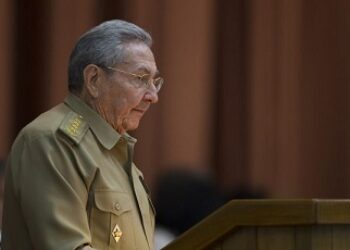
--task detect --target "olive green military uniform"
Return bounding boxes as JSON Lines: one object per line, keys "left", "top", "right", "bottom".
{"left": 2, "top": 94, "right": 156, "bottom": 250}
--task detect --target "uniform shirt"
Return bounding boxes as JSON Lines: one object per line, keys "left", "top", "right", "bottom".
{"left": 2, "top": 94, "right": 156, "bottom": 250}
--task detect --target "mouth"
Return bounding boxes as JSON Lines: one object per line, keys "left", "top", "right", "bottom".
{"left": 132, "top": 108, "right": 147, "bottom": 114}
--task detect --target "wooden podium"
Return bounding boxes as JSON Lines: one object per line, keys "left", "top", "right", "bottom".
{"left": 162, "top": 199, "right": 350, "bottom": 250}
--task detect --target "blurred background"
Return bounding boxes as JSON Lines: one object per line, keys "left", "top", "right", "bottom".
{"left": 0, "top": 0, "right": 350, "bottom": 236}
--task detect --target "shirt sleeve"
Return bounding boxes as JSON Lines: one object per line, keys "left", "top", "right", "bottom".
{"left": 15, "top": 134, "right": 93, "bottom": 250}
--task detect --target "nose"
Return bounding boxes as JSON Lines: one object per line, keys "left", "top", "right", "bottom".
{"left": 144, "top": 88, "right": 159, "bottom": 104}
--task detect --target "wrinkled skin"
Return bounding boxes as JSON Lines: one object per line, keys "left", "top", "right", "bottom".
{"left": 81, "top": 42, "right": 159, "bottom": 134}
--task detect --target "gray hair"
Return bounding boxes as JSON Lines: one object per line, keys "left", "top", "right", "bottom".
{"left": 68, "top": 19, "right": 152, "bottom": 93}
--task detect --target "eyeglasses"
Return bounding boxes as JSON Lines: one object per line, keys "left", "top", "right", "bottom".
{"left": 106, "top": 66, "right": 164, "bottom": 92}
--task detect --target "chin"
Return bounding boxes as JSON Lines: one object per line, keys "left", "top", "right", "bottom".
{"left": 124, "top": 120, "right": 140, "bottom": 132}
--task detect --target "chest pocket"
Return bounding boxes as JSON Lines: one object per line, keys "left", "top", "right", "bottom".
{"left": 95, "top": 191, "right": 132, "bottom": 216}
{"left": 90, "top": 191, "right": 135, "bottom": 250}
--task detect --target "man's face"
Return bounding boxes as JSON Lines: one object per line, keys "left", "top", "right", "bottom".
{"left": 95, "top": 42, "right": 159, "bottom": 134}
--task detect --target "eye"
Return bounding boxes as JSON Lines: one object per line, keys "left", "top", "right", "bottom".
{"left": 139, "top": 74, "right": 151, "bottom": 85}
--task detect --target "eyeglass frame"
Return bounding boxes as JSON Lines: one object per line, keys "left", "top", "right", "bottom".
{"left": 105, "top": 66, "right": 164, "bottom": 92}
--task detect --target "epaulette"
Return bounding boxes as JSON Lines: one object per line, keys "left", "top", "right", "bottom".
{"left": 58, "top": 111, "right": 89, "bottom": 144}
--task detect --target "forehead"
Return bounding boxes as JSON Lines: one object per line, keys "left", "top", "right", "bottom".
{"left": 121, "top": 42, "right": 157, "bottom": 73}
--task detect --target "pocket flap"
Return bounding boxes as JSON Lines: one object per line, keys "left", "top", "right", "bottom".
{"left": 94, "top": 191, "right": 132, "bottom": 216}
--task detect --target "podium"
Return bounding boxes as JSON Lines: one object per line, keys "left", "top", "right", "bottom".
{"left": 162, "top": 199, "right": 350, "bottom": 250}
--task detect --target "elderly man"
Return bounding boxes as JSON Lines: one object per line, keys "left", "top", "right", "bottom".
{"left": 2, "top": 19, "right": 162, "bottom": 250}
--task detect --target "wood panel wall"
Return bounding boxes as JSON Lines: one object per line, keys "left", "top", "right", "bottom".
{"left": 0, "top": 0, "right": 349, "bottom": 198}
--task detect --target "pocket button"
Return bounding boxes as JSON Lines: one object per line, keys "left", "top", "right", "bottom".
{"left": 114, "top": 202, "right": 121, "bottom": 211}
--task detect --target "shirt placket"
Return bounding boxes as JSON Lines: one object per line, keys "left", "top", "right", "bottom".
{"left": 124, "top": 139, "right": 151, "bottom": 250}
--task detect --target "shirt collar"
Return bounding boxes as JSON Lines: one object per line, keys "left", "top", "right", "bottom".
{"left": 64, "top": 93, "right": 122, "bottom": 150}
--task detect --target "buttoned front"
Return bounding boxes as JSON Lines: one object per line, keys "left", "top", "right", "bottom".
{"left": 2, "top": 94, "right": 155, "bottom": 250}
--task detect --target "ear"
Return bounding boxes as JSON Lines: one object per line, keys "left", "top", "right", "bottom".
{"left": 83, "top": 64, "right": 102, "bottom": 98}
